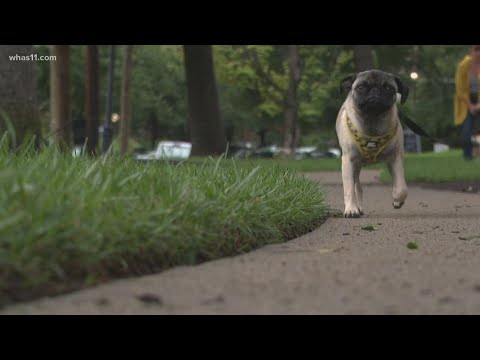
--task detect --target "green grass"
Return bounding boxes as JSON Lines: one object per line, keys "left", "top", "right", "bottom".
{"left": 189, "top": 157, "right": 384, "bottom": 172}
{"left": 193, "top": 149, "right": 478, "bottom": 184}
{"left": 187, "top": 157, "right": 343, "bottom": 172}
{"left": 243, "top": 158, "right": 343, "bottom": 172}
{"left": 380, "top": 149, "right": 480, "bottom": 183}
{"left": 191, "top": 149, "right": 478, "bottom": 184}
{"left": 266, "top": 150, "right": 478, "bottom": 184}
{"left": 0, "top": 137, "right": 329, "bottom": 307}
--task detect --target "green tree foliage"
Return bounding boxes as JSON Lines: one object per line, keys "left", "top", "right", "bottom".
{"left": 214, "top": 45, "right": 356, "bottom": 147}
{"left": 214, "top": 45, "right": 287, "bottom": 144}
{"left": 31, "top": 45, "right": 470, "bottom": 151}
{"left": 131, "top": 45, "right": 187, "bottom": 146}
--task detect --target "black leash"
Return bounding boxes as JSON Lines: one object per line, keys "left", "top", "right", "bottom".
{"left": 397, "top": 110, "right": 451, "bottom": 145}
{"left": 39, "top": 119, "right": 76, "bottom": 144}
{"left": 1, "top": 108, "right": 76, "bottom": 149}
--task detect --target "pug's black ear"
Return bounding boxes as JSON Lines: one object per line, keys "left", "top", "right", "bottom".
{"left": 395, "top": 76, "right": 409, "bottom": 105}
{"left": 340, "top": 73, "right": 357, "bottom": 95}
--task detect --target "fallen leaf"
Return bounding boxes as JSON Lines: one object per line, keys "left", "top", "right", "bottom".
{"left": 361, "top": 225, "right": 377, "bottom": 231}
{"left": 407, "top": 242, "right": 418, "bottom": 250}
{"left": 95, "top": 298, "right": 110, "bottom": 306}
{"left": 459, "top": 234, "right": 480, "bottom": 241}
{"left": 201, "top": 295, "right": 225, "bottom": 305}
{"left": 317, "top": 248, "right": 336, "bottom": 254}
{"left": 136, "top": 293, "right": 163, "bottom": 305}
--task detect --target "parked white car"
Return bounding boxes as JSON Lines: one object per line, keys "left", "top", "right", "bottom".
{"left": 135, "top": 141, "right": 192, "bottom": 161}
{"left": 294, "top": 146, "right": 341, "bottom": 159}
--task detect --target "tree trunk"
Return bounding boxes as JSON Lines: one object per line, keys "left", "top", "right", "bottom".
{"left": 183, "top": 45, "right": 226, "bottom": 156}
{"left": 0, "top": 45, "right": 40, "bottom": 149}
{"left": 282, "top": 45, "right": 302, "bottom": 153}
{"left": 257, "top": 128, "right": 268, "bottom": 147}
{"left": 85, "top": 45, "right": 99, "bottom": 156}
{"left": 120, "top": 45, "right": 134, "bottom": 155}
{"left": 353, "top": 45, "right": 374, "bottom": 72}
{"left": 151, "top": 111, "right": 158, "bottom": 149}
{"left": 50, "top": 45, "right": 71, "bottom": 148}
{"left": 225, "top": 124, "right": 234, "bottom": 144}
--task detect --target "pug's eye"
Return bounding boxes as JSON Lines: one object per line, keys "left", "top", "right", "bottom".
{"left": 383, "top": 84, "right": 393, "bottom": 91}
{"left": 356, "top": 84, "right": 367, "bottom": 90}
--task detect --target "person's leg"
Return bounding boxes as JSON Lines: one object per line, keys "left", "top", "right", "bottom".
{"left": 463, "top": 112, "right": 473, "bottom": 160}
{"left": 474, "top": 113, "right": 480, "bottom": 159}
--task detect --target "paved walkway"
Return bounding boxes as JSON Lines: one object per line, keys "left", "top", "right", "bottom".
{"left": 2, "top": 170, "right": 480, "bottom": 314}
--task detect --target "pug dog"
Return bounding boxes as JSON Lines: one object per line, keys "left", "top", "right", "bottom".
{"left": 336, "top": 69, "right": 409, "bottom": 218}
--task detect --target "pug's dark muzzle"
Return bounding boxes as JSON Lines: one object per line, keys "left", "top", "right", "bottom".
{"left": 356, "top": 95, "right": 392, "bottom": 115}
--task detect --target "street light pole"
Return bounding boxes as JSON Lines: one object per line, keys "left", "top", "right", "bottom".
{"left": 410, "top": 71, "right": 421, "bottom": 153}
{"left": 102, "top": 45, "right": 116, "bottom": 155}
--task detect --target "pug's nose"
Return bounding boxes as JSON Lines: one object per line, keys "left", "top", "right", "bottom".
{"left": 370, "top": 88, "right": 379, "bottom": 95}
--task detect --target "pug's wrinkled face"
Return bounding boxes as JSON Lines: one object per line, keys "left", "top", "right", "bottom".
{"left": 341, "top": 70, "right": 409, "bottom": 117}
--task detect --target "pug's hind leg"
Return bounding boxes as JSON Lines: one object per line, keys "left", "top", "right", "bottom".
{"left": 387, "top": 155, "right": 408, "bottom": 209}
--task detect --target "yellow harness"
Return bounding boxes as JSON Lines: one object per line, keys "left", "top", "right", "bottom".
{"left": 346, "top": 114, "right": 398, "bottom": 164}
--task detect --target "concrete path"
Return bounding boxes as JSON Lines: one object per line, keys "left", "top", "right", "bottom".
{"left": 2, "top": 170, "right": 480, "bottom": 314}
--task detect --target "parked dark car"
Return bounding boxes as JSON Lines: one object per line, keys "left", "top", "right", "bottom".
{"left": 227, "top": 142, "right": 257, "bottom": 159}
{"left": 251, "top": 145, "right": 279, "bottom": 158}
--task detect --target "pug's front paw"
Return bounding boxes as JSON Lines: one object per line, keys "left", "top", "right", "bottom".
{"left": 393, "top": 201, "right": 404, "bottom": 209}
{"left": 344, "top": 206, "right": 361, "bottom": 218}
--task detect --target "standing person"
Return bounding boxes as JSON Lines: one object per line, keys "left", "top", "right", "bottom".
{"left": 455, "top": 45, "right": 480, "bottom": 160}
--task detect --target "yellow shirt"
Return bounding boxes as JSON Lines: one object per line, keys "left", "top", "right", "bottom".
{"left": 455, "top": 54, "right": 480, "bottom": 125}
